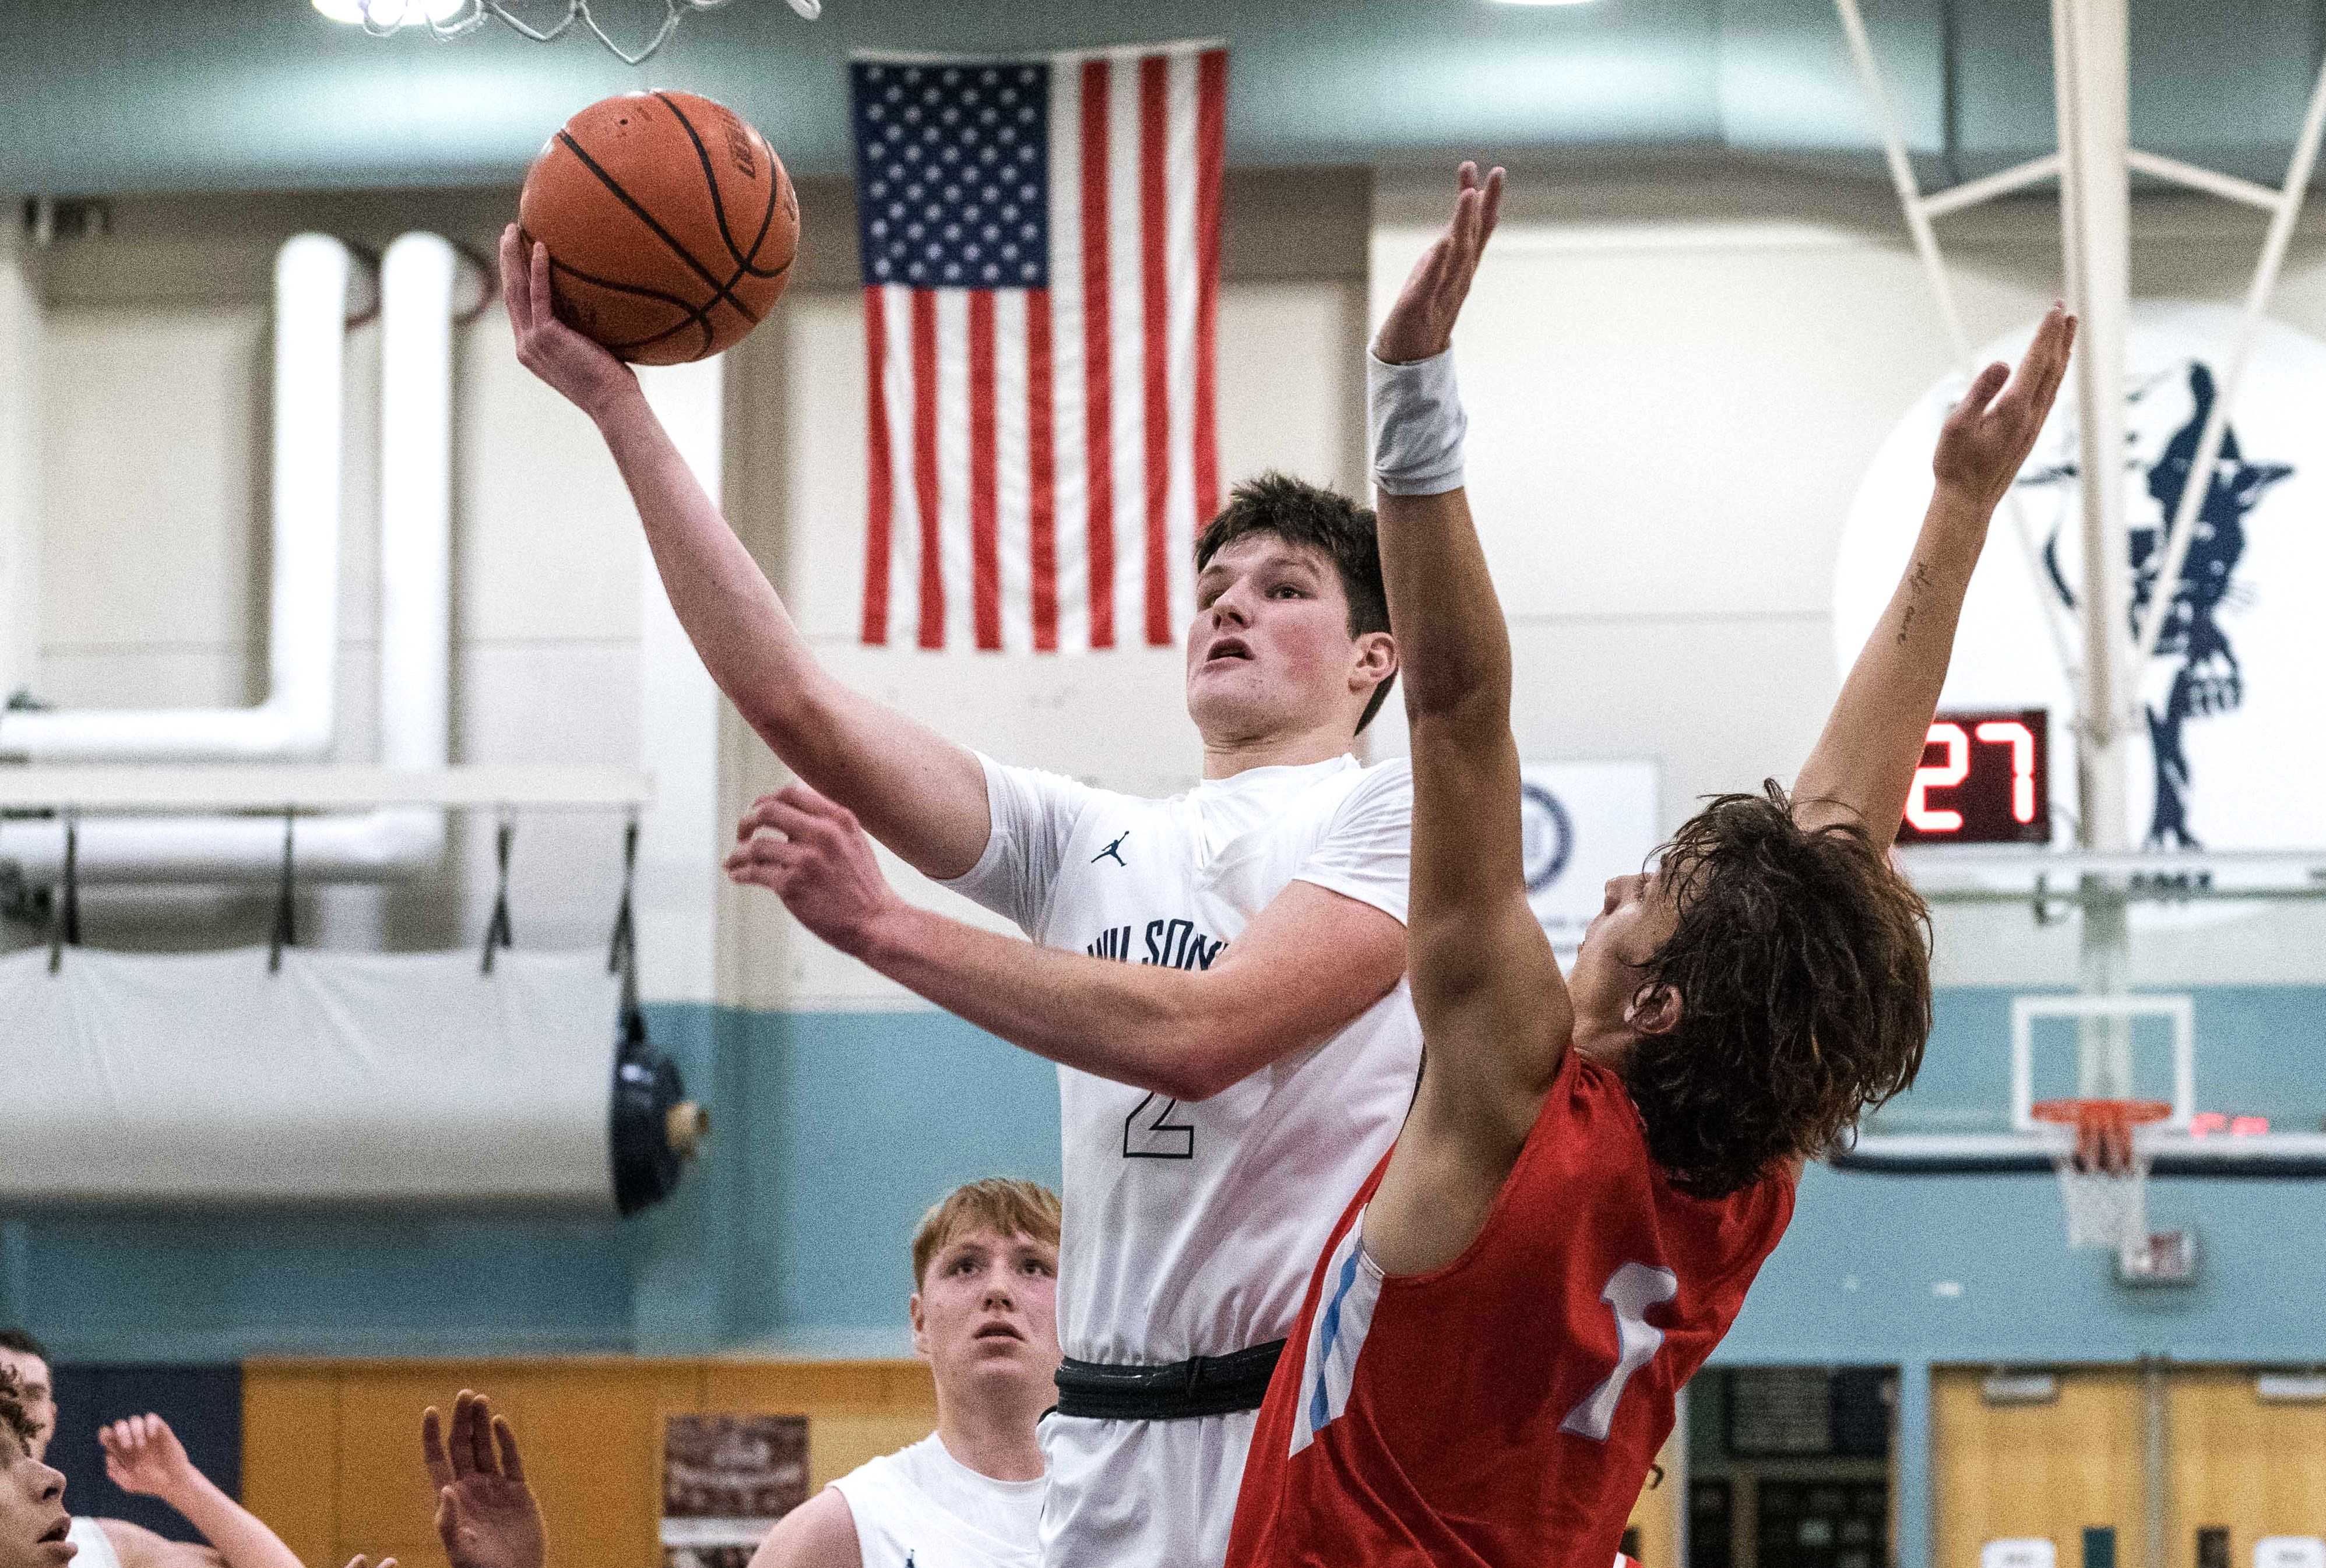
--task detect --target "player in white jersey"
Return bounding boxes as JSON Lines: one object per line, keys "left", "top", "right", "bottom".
{"left": 505, "top": 230, "right": 1421, "bottom": 1567}
{"left": 755, "top": 1180, "right": 1059, "bottom": 1568}
{"left": 0, "top": 1335, "right": 300, "bottom": 1568}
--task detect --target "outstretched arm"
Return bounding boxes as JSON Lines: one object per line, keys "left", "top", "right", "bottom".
{"left": 727, "top": 787, "right": 1405, "bottom": 1101}
{"left": 1357, "top": 166, "right": 1579, "bottom": 1277}
{"left": 499, "top": 227, "right": 991, "bottom": 879}
{"left": 98, "top": 1417, "right": 300, "bottom": 1568}
{"left": 1794, "top": 306, "right": 2077, "bottom": 848}
{"left": 1375, "top": 167, "right": 1567, "bottom": 1127}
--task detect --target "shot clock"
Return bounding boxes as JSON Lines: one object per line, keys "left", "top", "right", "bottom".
{"left": 1898, "top": 709, "right": 2051, "bottom": 845}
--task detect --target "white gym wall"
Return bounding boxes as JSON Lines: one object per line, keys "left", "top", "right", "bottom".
{"left": 19, "top": 168, "right": 2326, "bottom": 999}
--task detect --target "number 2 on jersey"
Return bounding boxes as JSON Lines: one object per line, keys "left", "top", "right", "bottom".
{"left": 1558, "top": 1262, "right": 1678, "bottom": 1441}
{"left": 1122, "top": 1093, "right": 1195, "bottom": 1159}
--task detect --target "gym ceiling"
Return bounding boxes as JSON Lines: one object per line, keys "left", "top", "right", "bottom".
{"left": 0, "top": 0, "right": 2321, "bottom": 193}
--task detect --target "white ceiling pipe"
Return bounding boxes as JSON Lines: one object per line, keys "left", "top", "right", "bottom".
{"left": 0, "top": 206, "right": 41, "bottom": 711}
{"left": 0, "top": 232, "right": 354, "bottom": 763}
{"left": 0, "top": 234, "right": 467, "bottom": 884}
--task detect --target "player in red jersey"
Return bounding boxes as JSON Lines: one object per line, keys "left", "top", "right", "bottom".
{"left": 1226, "top": 165, "right": 2077, "bottom": 1568}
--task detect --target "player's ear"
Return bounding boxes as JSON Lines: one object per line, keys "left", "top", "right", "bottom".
{"left": 907, "top": 1291, "right": 930, "bottom": 1358}
{"left": 1350, "top": 629, "right": 1397, "bottom": 688}
{"left": 1625, "top": 984, "right": 1683, "bottom": 1038}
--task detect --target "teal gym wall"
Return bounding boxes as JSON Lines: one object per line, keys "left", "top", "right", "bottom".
{"left": 6, "top": 986, "right": 2320, "bottom": 1365}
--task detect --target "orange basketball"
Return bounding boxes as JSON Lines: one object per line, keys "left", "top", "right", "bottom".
{"left": 518, "top": 91, "right": 799, "bottom": 365}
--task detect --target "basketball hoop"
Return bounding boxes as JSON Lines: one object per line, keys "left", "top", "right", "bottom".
{"left": 2030, "top": 1098, "right": 2172, "bottom": 1255}
{"left": 345, "top": 0, "right": 819, "bottom": 68}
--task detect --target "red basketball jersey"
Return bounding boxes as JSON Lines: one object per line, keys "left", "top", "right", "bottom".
{"left": 1225, "top": 1048, "right": 1795, "bottom": 1568}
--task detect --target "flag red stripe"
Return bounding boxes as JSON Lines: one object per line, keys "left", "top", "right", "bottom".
{"left": 1192, "top": 50, "right": 1226, "bottom": 530}
{"left": 967, "top": 290, "right": 1001, "bottom": 651}
{"left": 861, "top": 286, "right": 893, "bottom": 645}
{"left": 1079, "top": 58, "right": 1116, "bottom": 649}
{"left": 910, "top": 288, "right": 944, "bottom": 650}
{"left": 1138, "top": 54, "right": 1171, "bottom": 647}
{"left": 1026, "top": 287, "right": 1059, "bottom": 651}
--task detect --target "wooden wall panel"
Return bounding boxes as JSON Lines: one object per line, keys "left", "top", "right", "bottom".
{"left": 246, "top": 1359, "right": 942, "bottom": 1568}
{"left": 2166, "top": 1371, "right": 2326, "bottom": 1568}
{"left": 1935, "top": 1369, "right": 2146, "bottom": 1568}
{"left": 1626, "top": 1426, "right": 1683, "bottom": 1568}
{"left": 240, "top": 1366, "right": 338, "bottom": 1568}
{"left": 701, "top": 1360, "right": 939, "bottom": 1489}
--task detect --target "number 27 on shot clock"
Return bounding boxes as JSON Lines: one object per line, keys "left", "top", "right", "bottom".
{"left": 1897, "top": 709, "right": 2050, "bottom": 845}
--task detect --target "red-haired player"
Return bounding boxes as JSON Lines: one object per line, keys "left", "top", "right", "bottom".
{"left": 1225, "top": 164, "right": 2075, "bottom": 1566}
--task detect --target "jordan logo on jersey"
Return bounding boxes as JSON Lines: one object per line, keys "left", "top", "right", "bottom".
{"left": 1289, "top": 1215, "right": 1382, "bottom": 1456}
{"left": 1092, "top": 831, "right": 1131, "bottom": 866}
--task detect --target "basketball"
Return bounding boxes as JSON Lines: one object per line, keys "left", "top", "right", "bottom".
{"left": 517, "top": 90, "right": 798, "bottom": 365}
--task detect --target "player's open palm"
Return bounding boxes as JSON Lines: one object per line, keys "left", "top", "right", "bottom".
{"left": 100, "top": 1414, "right": 199, "bottom": 1499}
{"left": 1372, "top": 160, "right": 1504, "bottom": 367}
{"left": 1932, "top": 303, "right": 2077, "bottom": 513}
{"left": 499, "top": 223, "right": 638, "bottom": 422}
{"left": 423, "top": 1392, "right": 546, "bottom": 1568}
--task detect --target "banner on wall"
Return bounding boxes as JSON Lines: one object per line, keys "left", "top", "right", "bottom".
{"left": 1837, "top": 301, "right": 2326, "bottom": 866}
{"left": 660, "top": 1414, "right": 810, "bottom": 1568}
{"left": 1520, "top": 761, "right": 1661, "bottom": 956}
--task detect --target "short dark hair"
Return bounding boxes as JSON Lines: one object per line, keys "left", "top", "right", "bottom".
{"left": 0, "top": 1330, "right": 47, "bottom": 1368}
{"left": 1622, "top": 784, "right": 1933, "bottom": 1199}
{"left": 1195, "top": 473, "right": 1396, "bottom": 734}
{"left": 0, "top": 1365, "right": 34, "bottom": 1453}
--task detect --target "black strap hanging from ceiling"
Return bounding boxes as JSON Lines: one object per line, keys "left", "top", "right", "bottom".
{"left": 267, "top": 810, "right": 297, "bottom": 974}
{"left": 480, "top": 812, "right": 516, "bottom": 974}
{"left": 47, "top": 811, "right": 79, "bottom": 974}
{"left": 608, "top": 813, "right": 642, "bottom": 1046}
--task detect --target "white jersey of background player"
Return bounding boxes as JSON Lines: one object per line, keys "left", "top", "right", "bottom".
{"left": 753, "top": 1181, "right": 1060, "bottom": 1568}
{"left": 504, "top": 227, "right": 1418, "bottom": 1566}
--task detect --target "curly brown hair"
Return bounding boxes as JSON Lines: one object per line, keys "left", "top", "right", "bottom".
{"left": 0, "top": 1365, "right": 35, "bottom": 1455}
{"left": 1622, "top": 782, "right": 1932, "bottom": 1199}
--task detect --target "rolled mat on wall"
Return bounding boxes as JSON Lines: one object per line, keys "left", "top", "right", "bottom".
{"left": 0, "top": 946, "right": 698, "bottom": 1215}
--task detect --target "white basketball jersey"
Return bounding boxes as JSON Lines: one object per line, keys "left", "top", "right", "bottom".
{"left": 826, "top": 1433, "right": 1043, "bottom": 1568}
{"left": 67, "top": 1521, "right": 122, "bottom": 1568}
{"left": 946, "top": 752, "right": 1421, "bottom": 1364}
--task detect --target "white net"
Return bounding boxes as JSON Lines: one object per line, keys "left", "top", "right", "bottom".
{"left": 2037, "top": 1102, "right": 2163, "bottom": 1257}
{"left": 348, "top": 0, "right": 819, "bottom": 67}
{"left": 2048, "top": 1147, "right": 2152, "bottom": 1252}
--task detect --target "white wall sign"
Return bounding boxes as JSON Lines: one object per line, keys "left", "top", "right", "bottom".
{"left": 1521, "top": 761, "right": 1660, "bottom": 954}
{"left": 2257, "top": 1539, "right": 2326, "bottom": 1568}
{"left": 1982, "top": 1540, "right": 2058, "bottom": 1568}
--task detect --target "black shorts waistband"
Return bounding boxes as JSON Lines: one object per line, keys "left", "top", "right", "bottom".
{"left": 1052, "top": 1340, "right": 1288, "bottom": 1421}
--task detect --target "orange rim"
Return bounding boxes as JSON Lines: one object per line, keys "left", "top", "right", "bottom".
{"left": 2029, "top": 1098, "right": 2173, "bottom": 1129}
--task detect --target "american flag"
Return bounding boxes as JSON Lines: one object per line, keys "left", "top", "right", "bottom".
{"left": 850, "top": 42, "right": 1227, "bottom": 651}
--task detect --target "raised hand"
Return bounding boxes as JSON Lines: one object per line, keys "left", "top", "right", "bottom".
{"left": 1931, "top": 304, "right": 2078, "bottom": 513}
{"left": 100, "top": 1414, "right": 200, "bottom": 1502}
{"left": 724, "top": 784, "right": 903, "bottom": 956}
{"left": 422, "top": 1391, "right": 546, "bottom": 1568}
{"left": 498, "top": 223, "right": 640, "bottom": 423}
{"left": 1372, "top": 161, "right": 1505, "bottom": 367}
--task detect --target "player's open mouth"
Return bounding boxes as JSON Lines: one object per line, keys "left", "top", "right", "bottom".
{"left": 1205, "top": 637, "right": 1253, "bottom": 663}
{"left": 38, "top": 1520, "right": 69, "bottom": 1546}
{"left": 974, "top": 1321, "right": 1025, "bottom": 1343}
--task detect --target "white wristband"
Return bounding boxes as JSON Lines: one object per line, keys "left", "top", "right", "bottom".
{"left": 1367, "top": 348, "right": 1468, "bottom": 496}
